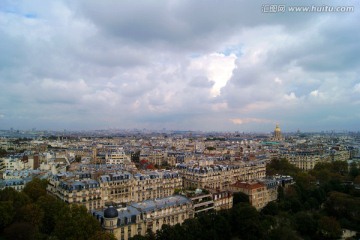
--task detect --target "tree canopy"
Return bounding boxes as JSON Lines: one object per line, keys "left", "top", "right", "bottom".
{"left": 0, "top": 178, "right": 116, "bottom": 240}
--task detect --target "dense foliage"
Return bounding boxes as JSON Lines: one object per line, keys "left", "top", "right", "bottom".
{"left": 0, "top": 149, "right": 7, "bottom": 157}
{"left": 129, "top": 158, "right": 360, "bottom": 240}
{"left": 0, "top": 178, "right": 116, "bottom": 240}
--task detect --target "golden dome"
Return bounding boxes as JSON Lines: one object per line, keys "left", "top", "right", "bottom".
{"left": 275, "top": 124, "right": 281, "bottom": 132}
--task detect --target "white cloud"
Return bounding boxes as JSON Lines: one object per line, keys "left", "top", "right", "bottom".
{"left": 40, "top": 79, "right": 88, "bottom": 91}
{"left": 354, "top": 83, "right": 360, "bottom": 93}
{"left": 284, "top": 92, "right": 297, "bottom": 101}
{"left": 229, "top": 118, "right": 270, "bottom": 125}
{"left": 274, "top": 77, "right": 282, "bottom": 84}
{"left": 82, "top": 88, "right": 119, "bottom": 107}
{"left": 189, "top": 53, "right": 237, "bottom": 97}
{"left": 310, "top": 90, "right": 319, "bottom": 97}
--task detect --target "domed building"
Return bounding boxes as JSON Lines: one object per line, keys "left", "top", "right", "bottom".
{"left": 104, "top": 206, "right": 118, "bottom": 218}
{"left": 93, "top": 195, "right": 194, "bottom": 240}
{"left": 103, "top": 206, "right": 118, "bottom": 231}
{"left": 273, "top": 124, "right": 283, "bottom": 141}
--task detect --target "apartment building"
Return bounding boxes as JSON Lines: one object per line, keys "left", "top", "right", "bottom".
{"left": 190, "top": 193, "right": 214, "bottom": 216}
{"left": 132, "top": 171, "right": 182, "bottom": 202}
{"left": 228, "top": 180, "right": 278, "bottom": 210}
{"left": 183, "top": 188, "right": 233, "bottom": 215}
{"left": 330, "top": 149, "right": 351, "bottom": 162}
{"left": 47, "top": 175, "right": 102, "bottom": 211}
{"left": 48, "top": 170, "right": 183, "bottom": 210}
{"left": 176, "top": 161, "right": 266, "bottom": 190}
{"left": 2, "top": 157, "right": 26, "bottom": 171}
{"left": 140, "top": 150, "right": 168, "bottom": 166}
{"left": 228, "top": 181, "right": 269, "bottom": 210}
{"left": 211, "top": 190, "right": 233, "bottom": 211}
{"left": 0, "top": 178, "right": 31, "bottom": 191}
{"left": 106, "top": 151, "right": 131, "bottom": 165}
{"left": 92, "top": 195, "right": 194, "bottom": 240}
{"left": 282, "top": 151, "right": 331, "bottom": 170}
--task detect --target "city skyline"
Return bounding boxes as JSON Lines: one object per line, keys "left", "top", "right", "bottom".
{"left": 1, "top": 1, "right": 360, "bottom": 132}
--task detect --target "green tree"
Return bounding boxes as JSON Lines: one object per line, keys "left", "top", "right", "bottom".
{"left": 0, "top": 201, "right": 15, "bottom": 230}
{"left": 0, "top": 148, "right": 7, "bottom": 157}
{"left": 293, "top": 212, "right": 317, "bottom": 237}
{"left": 0, "top": 187, "right": 30, "bottom": 209}
{"left": 266, "top": 158, "right": 299, "bottom": 176}
{"left": 16, "top": 203, "right": 44, "bottom": 228}
{"left": 36, "top": 195, "right": 67, "bottom": 235}
{"left": 129, "top": 235, "right": 148, "bottom": 240}
{"left": 324, "top": 191, "right": 360, "bottom": 230}
{"left": 197, "top": 213, "right": 220, "bottom": 240}
{"left": 53, "top": 204, "right": 102, "bottom": 240}
{"left": 317, "top": 216, "right": 342, "bottom": 239}
{"left": 294, "top": 172, "right": 315, "bottom": 191}
{"left": 261, "top": 201, "right": 279, "bottom": 216}
{"left": 349, "top": 162, "right": 360, "bottom": 179}
{"left": 267, "top": 226, "right": 301, "bottom": 240}
{"left": 23, "top": 178, "right": 48, "bottom": 202}
{"left": 145, "top": 229, "right": 155, "bottom": 240}
{"left": 331, "top": 161, "right": 348, "bottom": 176}
{"left": 3, "top": 222, "right": 36, "bottom": 240}
{"left": 181, "top": 218, "right": 204, "bottom": 240}
{"left": 156, "top": 224, "right": 183, "bottom": 240}
{"left": 231, "top": 203, "right": 263, "bottom": 240}
{"left": 88, "top": 231, "right": 116, "bottom": 240}
{"left": 212, "top": 211, "right": 232, "bottom": 240}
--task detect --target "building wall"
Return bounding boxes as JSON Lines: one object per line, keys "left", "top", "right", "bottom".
{"left": 178, "top": 162, "right": 266, "bottom": 190}
{"left": 106, "top": 152, "right": 130, "bottom": 165}
{"left": 48, "top": 171, "right": 183, "bottom": 211}
{"left": 47, "top": 177, "right": 103, "bottom": 211}
{"left": 283, "top": 153, "right": 331, "bottom": 171}
{"left": 212, "top": 191, "right": 233, "bottom": 210}
{"left": 228, "top": 181, "right": 277, "bottom": 210}
{"left": 94, "top": 196, "right": 194, "bottom": 240}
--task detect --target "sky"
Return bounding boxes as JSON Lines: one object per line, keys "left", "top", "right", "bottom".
{"left": 0, "top": 0, "right": 360, "bottom": 132}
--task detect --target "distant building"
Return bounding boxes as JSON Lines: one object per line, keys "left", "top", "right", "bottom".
{"left": 0, "top": 178, "right": 31, "bottom": 191}
{"left": 105, "top": 150, "right": 130, "bottom": 165}
{"left": 273, "top": 124, "right": 283, "bottom": 141}
{"left": 284, "top": 151, "right": 330, "bottom": 170}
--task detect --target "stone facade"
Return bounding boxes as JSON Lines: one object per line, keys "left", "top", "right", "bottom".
{"left": 93, "top": 195, "right": 194, "bottom": 240}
